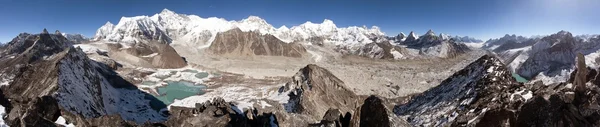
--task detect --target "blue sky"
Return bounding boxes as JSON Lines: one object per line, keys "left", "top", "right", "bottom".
{"left": 1, "top": 0, "right": 599, "bottom": 43}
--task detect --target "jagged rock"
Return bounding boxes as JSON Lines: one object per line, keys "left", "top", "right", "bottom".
{"left": 395, "top": 32, "right": 406, "bottom": 41}
{"left": 150, "top": 43, "right": 187, "bottom": 68}
{"left": 162, "top": 97, "right": 278, "bottom": 127}
{"left": 574, "top": 53, "right": 588, "bottom": 91}
{"left": 516, "top": 31, "right": 584, "bottom": 79}
{"left": 514, "top": 54, "right": 600, "bottom": 126}
{"left": 42, "top": 28, "right": 49, "bottom": 34}
{"left": 209, "top": 28, "right": 307, "bottom": 58}
{"left": 0, "top": 31, "right": 167, "bottom": 126}
{"left": 5, "top": 96, "right": 61, "bottom": 127}
{"left": 118, "top": 42, "right": 187, "bottom": 68}
{"left": 405, "top": 31, "right": 417, "bottom": 42}
{"left": 357, "top": 95, "right": 390, "bottom": 127}
{"left": 163, "top": 98, "right": 235, "bottom": 127}
{"left": 394, "top": 55, "right": 524, "bottom": 126}
{"left": 281, "top": 64, "right": 359, "bottom": 120}
{"left": 309, "top": 108, "right": 351, "bottom": 127}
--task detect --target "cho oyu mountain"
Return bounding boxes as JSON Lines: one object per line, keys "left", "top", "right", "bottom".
{"left": 93, "top": 8, "right": 384, "bottom": 48}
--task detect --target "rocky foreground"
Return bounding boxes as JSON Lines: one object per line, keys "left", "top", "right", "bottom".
{"left": 1, "top": 30, "right": 600, "bottom": 127}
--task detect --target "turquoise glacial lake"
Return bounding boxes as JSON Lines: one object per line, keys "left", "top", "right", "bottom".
{"left": 154, "top": 81, "right": 206, "bottom": 105}
{"left": 512, "top": 73, "right": 528, "bottom": 83}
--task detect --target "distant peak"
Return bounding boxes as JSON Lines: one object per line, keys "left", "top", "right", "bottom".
{"left": 247, "top": 15, "right": 262, "bottom": 20}
{"left": 55, "top": 30, "right": 62, "bottom": 35}
{"left": 371, "top": 26, "right": 380, "bottom": 30}
{"left": 42, "top": 28, "right": 49, "bottom": 34}
{"left": 426, "top": 29, "right": 435, "bottom": 35}
{"left": 244, "top": 15, "right": 266, "bottom": 22}
{"left": 278, "top": 25, "right": 289, "bottom": 30}
{"left": 409, "top": 31, "right": 416, "bottom": 36}
{"left": 160, "top": 8, "right": 175, "bottom": 14}
{"left": 557, "top": 30, "right": 571, "bottom": 35}
{"left": 104, "top": 21, "right": 114, "bottom": 26}
{"left": 322, "top": 19, "right": 334, "bottom": 25}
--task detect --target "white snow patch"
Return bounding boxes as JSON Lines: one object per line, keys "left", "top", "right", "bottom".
{"left": 142, "top": 53, "right": 159, "bottom": 58}
{"left": 390, "top": 49, "right": 405, "bottom": 59}
{"left": 55, "top": 116, "right": 75, "bottom": 127}
{"left": 566, "top": 83, "right": 573, "bottom": 89}
{"left": 510, "top": 89, "right": 533, "bottom": 101}
{"left": 306, "top": 50, "right": 323, "bottom": 62}
{"left": 522, "top": 91, "right": 533, "bottom": 101}
{"left": 0, "top": 105, "right": 7, "bottom": 127}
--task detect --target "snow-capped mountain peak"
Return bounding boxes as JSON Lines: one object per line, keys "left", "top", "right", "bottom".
{"left": 439, "top": 33, "right": 449, "bottom": 40}
{"left": 243, "top": 15, "right": 267, "bottom": 23}
{"left": 104, "top": 21, "right": 114, "bottom": 26}
{"left": 405, "top": 31, "right": 419, "bottom": 42}
{"left": 235, "top": 15, "right": 275, "bottom": 33}
{"left": 93, "top": 22, "right": 115, "bottom": 40}
{"left": 425, "top": 29, "right": 435, "bottom": 36}
{"left": 278, "top": 25, "right": 289, "bottom": 31}
{"left": 409, "top": 31, "right": 417, "bottom": 38}
{"left": 160, "top": 8, "right": 176, "bottom": 15}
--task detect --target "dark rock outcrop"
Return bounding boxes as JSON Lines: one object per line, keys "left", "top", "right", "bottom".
{"left": 281, "top": 64, "right": 359, "bottom": 120}
{"left": 162, "top": 97, "right": 278, "bottom": 127}
{"left": 209, "top": 28, "right": 307, "bottom": 58}
{"left": 357, "top": 95, "right": 390, "bottom": 127}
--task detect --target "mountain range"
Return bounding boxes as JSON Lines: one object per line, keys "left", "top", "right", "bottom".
{"left": 1, "top": 8, "right": 600, "bottom": 127}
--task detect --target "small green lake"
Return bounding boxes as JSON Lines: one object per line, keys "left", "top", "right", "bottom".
{"left": 155, "top": 81, "right": 206, "bottom": 105}
{"left": 512, "top": 73, "right": 528, "bottom": 83}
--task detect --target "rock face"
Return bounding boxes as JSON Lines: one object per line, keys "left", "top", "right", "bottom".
{"left": 309, "top": 108, "right": 351, "bottom": 127}
{"left": 394, "top": 53, "right": 600, "bottom": 126}
{"left": 394, "top": 55, "right": 526, "bottom": 126}
{"left": 405, "top": 31, "right": 418, "bottom": 42}
{"left": 110, "top": 41, "right": 187, "bottom": 68}
{"left": 356, "top": 95, "right": 391, "bottom": 127}
{"left": 486, "top": 31, "right": 600, "bottom": 81}
{"left": 0, "top": 30, "right": 167, "bottom": 126}
{"left": 281, "top": 64, "right": 359, "bottom": 120}
{"left": 162, "top": 98, "right": 277, "bottom": 127}
{"left": 513, "top": 53, "right": 600, "bottom": 126}
{"left": 516, "top": 31, "right": 580, "bottom": 79}
{"left": 209, "top": 28, "right": 307, "bottom": 58}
